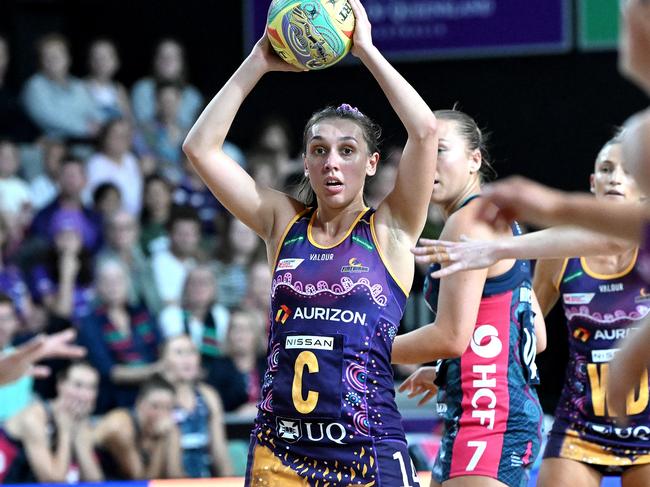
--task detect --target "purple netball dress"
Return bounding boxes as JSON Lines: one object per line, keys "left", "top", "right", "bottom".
{"left": 544, "top": 251, "right": 650, "bottom": 473}
{"left": 245, "top": 207, "right": 421, "bottom": 486}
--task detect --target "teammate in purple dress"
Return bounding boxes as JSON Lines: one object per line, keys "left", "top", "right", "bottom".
{"left": 533, "top": 138, "right": 650, "bottom": 486}
{"left": 182, "top": 1, "right": 438, "bottom": 484}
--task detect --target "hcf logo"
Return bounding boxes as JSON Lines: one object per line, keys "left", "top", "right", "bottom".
{"left": 275, "top": 305, "right": 292, "bottom": 324}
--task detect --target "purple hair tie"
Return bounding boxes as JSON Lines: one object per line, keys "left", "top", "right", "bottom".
{"left": 336, "top": 103, "right": 363, "bottom": 117}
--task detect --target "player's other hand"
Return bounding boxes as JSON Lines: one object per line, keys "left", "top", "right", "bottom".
{"left": 398, "top": 366, "right": 438, "bottom": 406}
{"left": 477, "top": 176, "right": 564, "bottom": 230}
{"left": 250, "top": 33, "right": 306, "bottom": 73}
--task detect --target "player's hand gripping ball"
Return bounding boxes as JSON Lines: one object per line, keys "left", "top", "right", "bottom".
{"left": 266, "top": 0, "right": 356, "bottom": 70}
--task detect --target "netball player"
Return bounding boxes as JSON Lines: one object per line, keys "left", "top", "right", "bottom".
{"left": 182, "top": 0, "right": 438, "bottom": 484}
{"left": 420, "top": 0, "right": 650, "bottom": 420}
{"left": 408, "top": 137, "right": 650, "bottom": 485}
{"left": 394, "top": 110, "right": 546, "bottom": 487}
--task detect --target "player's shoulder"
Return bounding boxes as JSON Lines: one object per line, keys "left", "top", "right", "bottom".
{"left": 443, "top": 200, "right": 496, "bottom": 241}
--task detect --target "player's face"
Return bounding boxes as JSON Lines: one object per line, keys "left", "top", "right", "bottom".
{"left": 304, "top": 119, "right": 378, "bottom": 209}
{"left": 163, "top": 336, "right": 200, "bottom": 383}
{"left": 430, "top": 120, "right": 480, "bottom": 205}
{"left": 591, "top": 143, "right": 643, "bottom": 202}
{"left": 622, "top": 112, "right": 650, "bottom": 196}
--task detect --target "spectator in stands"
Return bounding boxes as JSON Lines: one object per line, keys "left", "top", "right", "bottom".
{"left": 240, "top": 259, "right": 272, "bottom": 331}
{"left": 0, "top": 139, "right": 31, "bottom": 226}
{"left": 173, "top": 155, "right": 226, "bottom": 239}
{"left": 214, "top": 218, "right": 264, "bottom": 309}
{"left": 134, "top": 81, "right": 187, "bottom": 184}
{"left": 96, "top": 210, "right": 162, "bottom": 315}
{"left": 93, "top": 374, "right": 184, "bottom": 479}
{"left": 0, "top": 215, "right": 33, "bottom": 321}
{"left": 131, "top": 38, "right": 202, "bottom": 130}
{"left": 140, "top": 174, "right": 173, "bottom": 255}
{"left": 0, "top": 361, "right": 102, "bottom": 483}
{"left": 77, "top": 258, "right": 161, "bottom": 413}
{"left": 207, "top": 308, "right": 266, "bottom": 414}
{"left": 30, "top": 208, "right": 95, "bottom": 322}
{"left": 92, "top": 182, "right": 122, "bottom": 226}
{"left": 0, "top": 34, "right": 37, "bottom": 142}
{"left": 85, "top": 38, "right": 131, "bottom": 122}
{"left": 21, "top": 33, "right": 103, "bottom": 140}
{"left": 151, "top": 206, "right": 201, "bottom": 308}
{"left": 161, "top": 335, "right": 233, "bottom": 477}
{"left": 160, "top": 265, "right": 229, "bottom": 367}
{"left": 30, "top": 138, "right": 66, "bottom": 210}
{"left": 30, "top": 157, "right": 102, "bottom": 253}
{"left": 0, "top": 293, "right": 34, "bottom": 421}
{"left": 85, "top": 118, "right": 143, "bottom": 215}
{"left": 248, "top": 116, "right": 302, "bottom": 190}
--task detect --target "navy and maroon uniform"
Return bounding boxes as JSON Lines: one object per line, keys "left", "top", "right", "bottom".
{"left": 425, "top": 220, "right": 542, "bottom": 487}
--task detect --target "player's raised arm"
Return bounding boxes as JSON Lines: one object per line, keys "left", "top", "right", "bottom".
{"left": 182, "top": 35, "right": 304, "bottom": 241}
{"left": 348, "top": 0, "right": 438, "bottom": 242}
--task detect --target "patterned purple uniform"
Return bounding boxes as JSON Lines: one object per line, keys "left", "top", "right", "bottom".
{"left": 245, "top": 208, "right": 421, "bottom": 486}
{"left": 544, "top": 252, "right": 650, "bottom": 472}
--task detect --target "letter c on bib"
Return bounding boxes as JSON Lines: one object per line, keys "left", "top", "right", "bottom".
{"left": 292, "top": 351, "right": 319, "bottom": 414}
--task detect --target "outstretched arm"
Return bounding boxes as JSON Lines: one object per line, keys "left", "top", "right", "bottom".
{"left": 349, "top": 0, "right": 437, "bottom": 241}
{"left": 620, "top": 0, "right": 650, "bottom": 95}
{"left": 474, "top": 176, "right": 649, "bottom": 242}
{"left": 414, "top": 226, "right": 632, "bottom": 279}
{"left": 392, "top": 208, "right": 492, "bottom": 364}
{"left": 183, "top": 35, "right": 303, "bottom": 241}
{"left": 0, "top": 329, "right": 86, "bottom": 385}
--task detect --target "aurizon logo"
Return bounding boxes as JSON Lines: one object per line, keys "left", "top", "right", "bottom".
{"left": 275, "top": 305, "right": 292, "bottom": 324}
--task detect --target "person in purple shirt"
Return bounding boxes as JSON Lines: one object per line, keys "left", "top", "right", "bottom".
{"left": 30, "top": 208, "right": 95, "bottom": 322}
{"left": 0, "top": 213, "right": 33, "bottom": 321}
{"left": 30, "top": 157, "right": 102, "bottom": 253}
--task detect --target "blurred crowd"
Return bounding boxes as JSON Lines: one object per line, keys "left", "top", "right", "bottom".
{"left": 0, "top": 32, "right": 421, "bottom": 481}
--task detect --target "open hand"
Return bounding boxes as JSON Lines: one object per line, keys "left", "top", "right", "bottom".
{"left": 412, "top": 236, "right": 499, "bottom": 278}
{"left": 250, "top": 33, "right": 306, "bottom": 73}
{"left": 397, "top": 366, "right": 438, "bottom": 406}
{"left": 348, "top": 0, "right": 373, "bottom": 57}
{"left": 476, "top": 176, "right": 563, "bottom": 229}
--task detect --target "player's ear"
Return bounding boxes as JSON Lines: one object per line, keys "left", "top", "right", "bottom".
{"left": 366, "top": 152, "right": 379, "bottom": 176}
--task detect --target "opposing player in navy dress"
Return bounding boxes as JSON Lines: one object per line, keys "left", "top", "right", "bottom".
{"left": 182, "top": 1, "right": 438, "bottom": 484}
{"left": 394, "top": 110, "right": 546, "bottom": 487}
